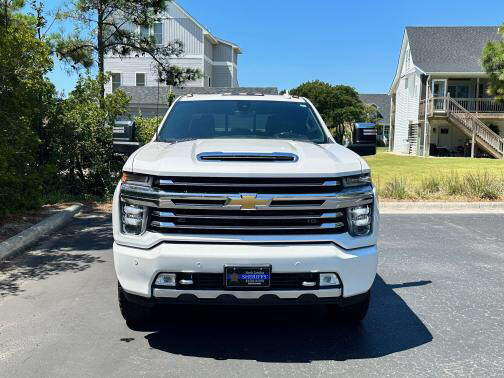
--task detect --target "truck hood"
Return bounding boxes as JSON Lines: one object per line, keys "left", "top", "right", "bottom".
{"left": 126, "top": 139, "right": 364, "bottom": 177}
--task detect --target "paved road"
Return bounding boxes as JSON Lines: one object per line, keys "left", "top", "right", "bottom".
{"left": 1, "top": 210, "right": 504, "bottom": 377}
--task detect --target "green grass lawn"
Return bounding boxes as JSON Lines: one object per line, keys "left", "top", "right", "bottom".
{"left": 364, "top": 148, "right": 504, "bottom": 200}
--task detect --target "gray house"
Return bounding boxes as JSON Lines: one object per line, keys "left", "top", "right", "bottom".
{"left": 389, "top": 26, "right": 504, "bottom": 158}
{"left": 359, "top": 94, "right": 391, "bottom": 146}
{"left": 104, "top": 1, "right": 241, "bottom": 94}
{"left": 122, "top": 86, "right": 279, "bottom": 118}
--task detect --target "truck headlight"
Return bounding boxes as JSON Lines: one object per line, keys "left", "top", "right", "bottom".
{"left": 121, "top": 203, "right": 148, "bottom": 235}
{"left": 347, "top": 204, "right": 372, "bottom": 236}
{"left": 343, "top": 173, "right": 371, "bottom": 187}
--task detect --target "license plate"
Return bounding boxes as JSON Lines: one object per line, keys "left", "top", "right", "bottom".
{"left": 225, "top": 265, "right": 271, "bottom": 288}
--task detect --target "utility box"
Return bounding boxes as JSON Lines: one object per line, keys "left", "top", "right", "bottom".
{"left": 353, "top": 123, "right": 377, "bottom": 145}
{"left": 113, "top": 119, "right": 141, "bottom": 156}
{"left": 113, "top": 120, "right": 136, "bottom": 142}
{"left": 346, "top": 123, "right": 377, "bottom": 156}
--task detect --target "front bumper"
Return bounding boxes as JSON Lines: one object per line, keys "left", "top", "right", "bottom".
{"left": 113, "top": 242, "right": 377, "bottom": 303}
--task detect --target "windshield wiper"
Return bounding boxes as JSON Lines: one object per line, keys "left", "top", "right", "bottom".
{"left": 160, "top": 138, "right": 199, "bottom": 144}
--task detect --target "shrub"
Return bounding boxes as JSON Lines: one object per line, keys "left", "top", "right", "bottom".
{"left": 416, "top": 176, "right": 442, "bottom": 197}
{"left": 380, "top": 177, "right": 411, "bottom": 200}
{"left": 135, "top": 117, "right": 159, "bottom": 145}
{"left": 464, "top": 171, "right": 504, "bottom": 200}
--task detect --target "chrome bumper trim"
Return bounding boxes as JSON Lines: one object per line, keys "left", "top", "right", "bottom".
{"left": 152, "top": 288, "right": 342, "bottom": 299}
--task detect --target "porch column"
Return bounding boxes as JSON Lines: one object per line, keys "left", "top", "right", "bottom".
{"left": 423, "top": 78, "right": 430, "bottom": 157}
{"left": 476, "top": 78, "right": 480, "bottom": 113}
{"left": 471, "top": 125, "right": 476, "bottom": 158}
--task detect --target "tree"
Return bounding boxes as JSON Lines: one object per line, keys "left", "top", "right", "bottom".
{"left": 290, "top": 81, "right": 368, "bottom": 143}
{"left": 54, "top": 0, "right": 201, "bottom": 100}
{"left": 48, "top": 75, "right": 130, "bottom": 195}
{"left": 0, "top": 1, "right": 55, "bottom": 215}
{"left": 482, "top": 25, "right": 504, "bottom": 102}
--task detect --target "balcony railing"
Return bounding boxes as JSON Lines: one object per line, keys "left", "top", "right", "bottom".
{"left": 419, "top": 97, "right": 504, "bottom": 117}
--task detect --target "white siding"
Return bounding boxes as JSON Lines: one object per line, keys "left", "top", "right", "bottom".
{"left": 212, "top": 65, "right": 232, "bottom": 87}
{"left": 204, "top": 38, "right": 213, "bottom": 61}
{"left": 104, "top": 57, "right": 204, "bottom": 93}
{"left": 213, "top": 43, "right": 232, "bottom": 62}
{"left": 164, "top": 18, "right": 203, "bottom": 55}
{"left": 103, "top": 2, "right": 240, "bottom": 92}
{"left": 391, "top": 40, "right": 421, "bottom": 154}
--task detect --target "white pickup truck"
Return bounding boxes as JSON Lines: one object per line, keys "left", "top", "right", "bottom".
{"left": 112, "top": 94, "right": 379, "bottom": 327}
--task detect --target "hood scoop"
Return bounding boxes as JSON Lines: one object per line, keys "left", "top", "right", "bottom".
{"left": 197, "top": 152, "right": 299, "bottom": 162}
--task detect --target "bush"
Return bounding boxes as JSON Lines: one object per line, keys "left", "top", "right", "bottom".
{"left": 47, "top": 76, "right": 129, "bottom": 197}
{"left": 135, "top": 117, "right": 159, "bottom": 145}
{"left": 380, "top": 177, "right": 411, "bottom": 200}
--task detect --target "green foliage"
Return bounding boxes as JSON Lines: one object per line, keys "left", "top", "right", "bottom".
{"left": 482, "top": 25, "right": 504, "bottom": 102}
{"left": 54, "top": 0, "right": 201, "bottom": 96}
{"left": 290, "top": 81, "right": 368, "bottom": 143}
{"left": 135, "top": 117, "right": 159, "bottom": 145}
{"left": 47, "top": 75, "right": 130, "bottom": 196}
{"left": 488, "top": 124, "right": 500, "bottom": 136}
{"left": 0, "top": 6, "right": 56, "bottom": 216}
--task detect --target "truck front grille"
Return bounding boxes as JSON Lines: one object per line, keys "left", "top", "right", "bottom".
{"left": 155, "top": 176, "right": 341, "bottom": 194}
{"left": 120, "top": 176, "right": 374, "bottom": 236}
{"left": 148, "top": 208, "right": 347, "bottom": 235}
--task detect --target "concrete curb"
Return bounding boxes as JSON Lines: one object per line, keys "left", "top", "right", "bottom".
{"left": 380, "top": 201, "right": 504, "bottom": 213}
{"left": 0, "top": 204, "right": 83, "bottom": 261}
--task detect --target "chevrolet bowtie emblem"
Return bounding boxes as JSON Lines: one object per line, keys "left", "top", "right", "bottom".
{"left": 227, "top": 195, "right": 269, "bottom": 210}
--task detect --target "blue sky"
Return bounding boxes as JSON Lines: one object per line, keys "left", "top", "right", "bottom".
{"left": 46, "top": 0, "right": 504, "bottom": 96}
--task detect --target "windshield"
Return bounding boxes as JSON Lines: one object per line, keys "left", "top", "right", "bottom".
{"left": 158, "top": 100, "right": 329, "bottom": 144}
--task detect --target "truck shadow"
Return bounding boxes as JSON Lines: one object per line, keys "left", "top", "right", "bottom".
{"left": 144, "top": 275, "right": 433, "bottom": 362}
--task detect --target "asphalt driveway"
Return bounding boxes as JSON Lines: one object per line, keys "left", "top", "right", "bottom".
{"left": 1, "top": 211, "right": 503, "bottom": 377}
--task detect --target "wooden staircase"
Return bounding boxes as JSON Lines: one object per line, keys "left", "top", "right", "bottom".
{"left": 423, "top": 96, "right": 504, "bottom": 159}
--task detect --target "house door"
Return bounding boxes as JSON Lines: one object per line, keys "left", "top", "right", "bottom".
{"left": 432, "top": 79, "right": 447, "bottom": 111}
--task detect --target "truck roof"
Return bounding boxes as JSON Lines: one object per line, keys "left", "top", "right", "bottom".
{"left": 177, "top": 94, "right": 307, "bottom": 103}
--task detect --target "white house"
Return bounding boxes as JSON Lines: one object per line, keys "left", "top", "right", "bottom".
{"left": 389, "top": 26, "right": 504, "bottom": 159}
{"left": 104, "top": 1, "right": 241, "bottom": 95}
{"left": 359, "top": 94, "right": 391, "bottom": 146}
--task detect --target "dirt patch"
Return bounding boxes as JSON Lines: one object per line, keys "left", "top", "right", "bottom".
{"left": 0, "top": 202, "right": 112, "bottom": 243}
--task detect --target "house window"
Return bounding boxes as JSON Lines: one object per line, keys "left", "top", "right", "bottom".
{"left": 136, "top": 73, "right": 146, "bottom": 86}
{"left": 448, "top": 85, "right": 469, "bottom": 98}
{"left": 440, "top": 128, "right": 449, "bottom": 134}
{"left": 208, "top": 77, "right": 211, "bottom": 87}
{"left": 140, "top": 25, "right": 150, "bottom": 39}
{"left": 111, "top": 73, "right": 121, "bottom": 92}
{"left": 153, "top": 22, "right": 163, "bottom": 45}
{"left": 404, "top": 78, "right": 409, "bottom": 90}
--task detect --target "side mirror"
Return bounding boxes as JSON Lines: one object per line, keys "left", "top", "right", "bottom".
{"left": 113, "top": 119, "right": 142, "bottom": 156}
{"left": 113, "top": 141, "right": 142, "bottom": 156}
{"left": 347, "top": 144, "right": 376, "bottom": 156}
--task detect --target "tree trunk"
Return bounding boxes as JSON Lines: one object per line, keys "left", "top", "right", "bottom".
{"left": 97, "top": 1, "right": 105, "bottom": 103}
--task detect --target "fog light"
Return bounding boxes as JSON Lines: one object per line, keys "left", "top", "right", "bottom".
{"left": 155, "top": 273, "right": 176, "bottom": 287}
{"left": 320, "top": 273, "right": 340, "bottom": 287}
{"left": 347, "top": 204, "right": 372, "bottom": 236}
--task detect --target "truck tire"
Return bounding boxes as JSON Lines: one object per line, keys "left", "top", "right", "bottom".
{"left": 327, "top": 291, "right": 370, "bottom": 324}
{"left": 117, "top": 282, "right": 153, "bottom": 327}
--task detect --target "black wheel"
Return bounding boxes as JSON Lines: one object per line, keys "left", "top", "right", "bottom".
{"left": 118, "top": 282, "right": 154, "bottom": 327}
{"left": 327, "top": 291, "right": 370, "bottom": 324}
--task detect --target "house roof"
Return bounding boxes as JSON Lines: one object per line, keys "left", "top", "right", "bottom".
{"left": 406, "top": 26, "right": 501, "bottom": 73}
{"left": 359, "top": 94, "right": 390, "bottom": 125}
{"left": 120, "top": 86, "right": 279, "bottom": 105}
